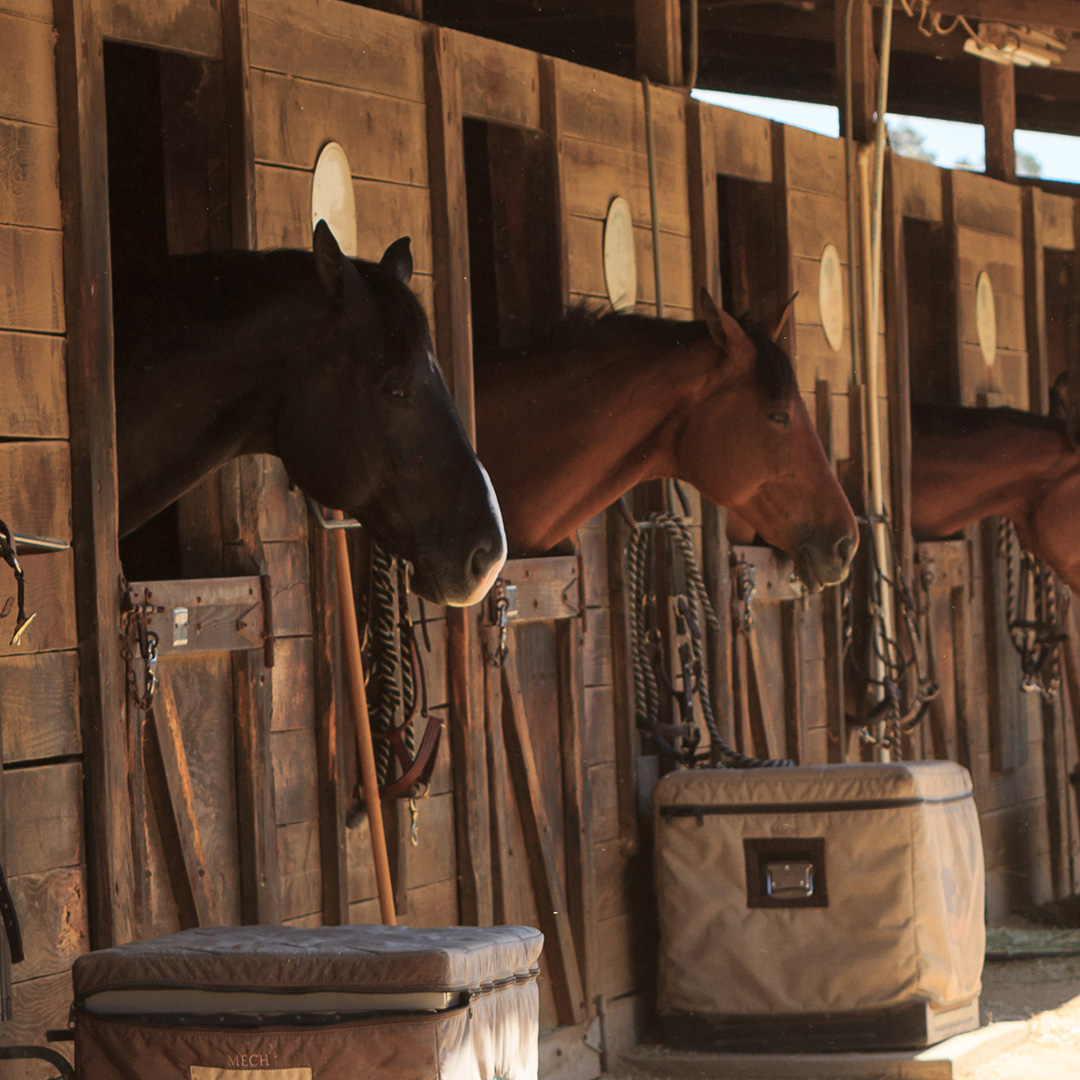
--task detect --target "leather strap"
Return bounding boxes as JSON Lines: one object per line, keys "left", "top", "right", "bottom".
{"left": 0, "top": 858, "right": 24, "bottom": 964}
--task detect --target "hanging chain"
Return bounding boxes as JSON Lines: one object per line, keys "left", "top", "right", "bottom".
{"left": 733, "top": 555, "right": 757, "bottom": 635}
{"left": 120, "top": 586, "right": 160, "bottom": 713}
{"left": 997, "top": 519, "right": 1068, "bottom": 702}
{"left": 488, "top": 579, "right": 511, "bottom": 668}
{"left": 628, "top": 511, "right": 790, "bottom": 769}
{"left": 845, "top": 510, "right": 938, "bottom": 756}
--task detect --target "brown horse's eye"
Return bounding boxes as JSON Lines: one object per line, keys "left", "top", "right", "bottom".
{"left": 768, "top": 410, "right": 791, "bottom": 428}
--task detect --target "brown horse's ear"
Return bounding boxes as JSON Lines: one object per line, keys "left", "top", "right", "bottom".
{"left": 761, "top": 292, "right": 799, "bottom": 342}
{"left": 313, "top": 218, "right": 375, "bottom": 318}
{"left": 699, "top": 287, "right": 738, "bottom": 356}
{"left": 380, "top": 237, "right": 413, "bottom": 285}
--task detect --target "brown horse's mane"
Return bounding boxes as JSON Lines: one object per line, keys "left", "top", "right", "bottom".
{"left": 911, "top": 401, "right": 1068, "bottom": 439}
{"left": 495, "top": 307, "right": 797, "bottom": 401}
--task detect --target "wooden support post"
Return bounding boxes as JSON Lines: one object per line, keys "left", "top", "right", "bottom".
{"left": 635, "top": 0, "right": 682, "bottom": 86}
{"left": 687, "top": 101, "right": 720, "bottom": 306}
{"left": 836, "top": 0, "right": 877, "bottom": 144}
{"left": 1022, "top": 187, "right": 1050, "bottom": 415}
{"left": 222, "top": 0, "right": 255, "bottom": 250}
{"left": 54, "top": 0, "right": 135, "bottom": 949}
{"left": 980, "top": 60, "right": 1016, "bottom": 184}
{"left": 501, "top": 635, "right": 587, "bottom": 1027}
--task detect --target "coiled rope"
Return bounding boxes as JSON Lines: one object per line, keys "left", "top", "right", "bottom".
{"left": 627, "top": 511, "right": 791, "bottom": 768}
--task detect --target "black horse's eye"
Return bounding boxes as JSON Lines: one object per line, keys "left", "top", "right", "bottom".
{"left": 768, "top": 410, "right": 791, "bottom": 428}
{"left": 383, "top": 375, "right": 409, "bottom": 401}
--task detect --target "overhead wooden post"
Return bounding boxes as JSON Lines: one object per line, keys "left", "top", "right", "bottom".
{"left": 980, "top": 59, "right": 1016, "bottom": 184}
{"left": 636, "top": 0, "right": 682, "bottom": 86}
{"left": 54, "top": 0, "right": 135, "bottom": 949}
{"left": 836, "top": 0, "right": 877, "bottom": 144}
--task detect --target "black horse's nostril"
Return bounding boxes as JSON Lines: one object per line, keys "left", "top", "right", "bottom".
{"left": 835, "top": 535, "right": 855, "bottom": 567}
{"left": 470, "top": 539, "right": 500, "bottom": 582}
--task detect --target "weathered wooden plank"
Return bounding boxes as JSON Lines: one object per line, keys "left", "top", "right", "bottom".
{"left": 3, "top": 972, "right": 75, "bottom": 1073}
{"left": 577, "top": 524, "right": 608, "bottom": 609}
{"left": 497, "top": 556, "right": 580, "bottom": 623}
{"left": 0, "top": 225, "right": 64, "bottom": 333}
{"left": 0, "top": 548, "right": 77, "bottom": 656}
{"left": 0, "top": 121, "right": 61, "bottom": 230}
{"left": 559, "top": 137, "right": 689, "bottom": 235}
{"left": 219, "top": 454, "right": 306, "bottom": 546}
{"left": 959, "top": 284, "right": 1026, "bottom": 352}
{"left": 259, "top": 539, "right": 312, "bottom": 638}
{"left": 270, "top": 635, "right": 315, "bottom": 732}
{"left": 253, "top": 165, "right": 434, "bottom": 272}
{"left": 1039, "top": 191, "right": 1075, "bottom": 251}
{"left": 0, "top": 0, "right": 52, "bottom": 21}
{"left": 786, "top": 189, "right": 849, "bottom": 262}
{"left": 251, "top": 69, "right": 428, "bottom": 186}
{"left": 453, "top": 30, "right": 541, "bottom": 129}
{"left": 272, "top": 728, "right": 320, "bottom": 825}
{"left": 3, "top": 763, "right": 82, "bottom": 877}
{"left": 783, "top": 125, "right": 845, "bottom": 197}
{"left": 0, "top": 12, "right": 56, "bottom": 125}
{"left": 582, "top": 606, "right": 612, "bottom": 686}
{"left": 8, "top": 866, "right": 87, "bottom": 983}
{"left": 589, "top": 761, "right": 619, "bottom": 844}
{"left": 0, "top": 441, "right": 71, "bottom": 542}
{"left": 951, "top": 169, "right": 1022, "bottom": 237}
{"left": 892, "top": 153, "right": 943, "bottom": 222}
{"left": 96, "top": 0, "right": 222, "bottom": 56}
{"left": 0, "top": 331, "right": 68, "bottom": 439}
{"left": 402, "top": 791, "right": 457, "bottom": 889}
{"left": 248, "top": 0, "right": 424, "bottom": 99}
{"left": 0, "top": 651, "right": 80, "bottom": 763}
{"left": 980, "top": 60, "right": 1016, "bottom": 184}
{"left": 956, "top": 227, "right": 1024, "bottom": 291}
{"left": 584, "top": 684, "right": 616, "bottom": 767}
{"left": 635, "top": 0, "right": 682, "bottom": 85}
{"left": 278, "top": 818, "right": 322, "bottom": 921}
{"left": 704, "top": 104, "right": 772, "bottom": 183}
{"left": 553, "top": 58, "right": 685, "bottom": 161}
{"left": 596, "top": 911, "right": 644, "bottom": 998}
{"left": 501, "top": 636, "right": 586, "bottom": 1026}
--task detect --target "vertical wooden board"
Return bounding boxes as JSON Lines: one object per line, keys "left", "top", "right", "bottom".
{"left": 893, "top": 154, "right": 943, "bottom": 222}
{"left": 706, "top": 105, "right": 772, "bottom": 183}
{"left": 402, "top": 791, "right": 457, "bottom": 889}
{"left": 584, "top": 684, "right": 616, "bottom": 766}
{"left": 0, "top": 651, "right": 80, "bottom": 763}
{"left": 0, "top": 120, "right": 61, "bottom": 229}
{"left": 260, "top": 540, "right": 312, "bottom": 638}
{"left": 634, "top": 227, "right": 694, "bottom": 313}
{"left": 0, "top": 331, "right": 68, "bottom": 438}
{"left": 596, "top": 912, "right": 646, "bottom": 998}
{"left": 577, "top": 524, "right": 608, "bottom": 609}
{"left": 951, "top": 169, "right": 1022, "bottom": 237}
{"left": 248, "top": 0, "right": 425, "bottom": 99}
{"left": 8, "top": 867, "right": 88, "bottom": 983}
{"left": 589, "top": 761, "right": 619, "bottom": 843}
{"left": 278, "top": 819, "right": 322, "bottom": 921}
{"left": 455, "top": 31, "right": 541, "bottom": 129}
{"left": 250, "top": 70, "right": 428, "bottom": 186}
{"left": 582, "top": 607, "right": 612, "bottom": 686}
{"left": 0, "top": 12, "right": 57, "bottom": 125}
{"left": 271, "top": 636, "right": 316, "bottom": 732}
{"left": 163, "top": 653, "right": 243, "bottom": 925}
{"left": 782, "top": 125, "right": 845, "bottom": 197}
{"left": 0, "top": 225, "right": 64, "bottom": 332}
{"left": 271, "top": 728, "right": 320, "bottom": 824}
{"left": 399, "top": 877, "right": 459, "bottom": 928}
{"left": 2, "top": 763, "right": 82, "bottom": 876}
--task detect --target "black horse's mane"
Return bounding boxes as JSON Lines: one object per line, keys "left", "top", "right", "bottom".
{"left": 498, "top": 306, "right": 797, "bottom": 400}
{"left": 912, "top": 401, "right": 1068, "bottom": 438}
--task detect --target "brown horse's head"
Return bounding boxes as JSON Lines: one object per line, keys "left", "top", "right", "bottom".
{"left": 676, "top": 290, "right": 857, "bottom": 591}
{"left": 275, "top": 222, "right": 506, "bottom": 606}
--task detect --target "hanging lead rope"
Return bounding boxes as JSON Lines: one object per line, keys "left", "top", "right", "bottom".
{"left": 845, "top": 510, "right": 938, "bottom": 755}
{"left": 627, "top": 511, "right": 791, "bottom": 768}
{"left": 997, "top": 519, "right": 1068, "bottom": 702}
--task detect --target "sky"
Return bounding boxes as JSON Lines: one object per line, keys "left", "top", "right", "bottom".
{"left": 692, "top": 89, "right": 1080, "bottom": 184}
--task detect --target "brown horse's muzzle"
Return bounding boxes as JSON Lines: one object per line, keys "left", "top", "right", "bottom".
{"left": 795, "top": 529, "right": 858, "bottom": 592}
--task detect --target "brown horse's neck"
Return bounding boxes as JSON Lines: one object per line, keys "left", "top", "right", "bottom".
{"left": 910, "top": 405, "right": 1080, "bottom": 540}
{"left": 475, "top": 335, "right": 717, "bottom": 554}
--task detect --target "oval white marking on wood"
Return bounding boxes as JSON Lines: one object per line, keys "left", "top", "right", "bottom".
{"left": 311, "top": 142, "right": 358, "bottom": 257}
{"left": 976, "top": 271, "right": 996, "bottom": 366}
{"left": 818, "top": 243, "right": 844, "bottom": 352}
{"left": 603, "top": 196, "right": 637, "bottom": 311}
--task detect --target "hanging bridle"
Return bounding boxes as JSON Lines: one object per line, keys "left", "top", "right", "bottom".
{"left": 0, "top": 518, "right": 36, "bottom": 647}
{"left": 997, "top": 519, "right": 1068, "bottom": 702}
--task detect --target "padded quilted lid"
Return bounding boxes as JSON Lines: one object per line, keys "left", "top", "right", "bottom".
{"left": 656, "top": 760, "right": 973, "bottom": 811}
{"left": 73, "top": 925, "right": 543, "bottom": 999}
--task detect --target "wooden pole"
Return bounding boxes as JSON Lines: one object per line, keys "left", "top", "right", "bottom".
{"left": 331, "top": 511, "right": 396, "bottom": 926}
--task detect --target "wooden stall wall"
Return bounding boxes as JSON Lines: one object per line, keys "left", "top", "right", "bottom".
{"left": 0, "top": 0, "right": 87, "bottom": 1066}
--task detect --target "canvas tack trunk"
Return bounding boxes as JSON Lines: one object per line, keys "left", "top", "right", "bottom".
{"left": 655, "top": 761, "right": 985, "bottom": 1052}
{"left": 72, "top": 924, "right": 543, "bottom": 1080}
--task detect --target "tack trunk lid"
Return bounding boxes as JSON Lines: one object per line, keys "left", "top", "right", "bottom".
{"left": 73, "top": 924, "right": 544, "bottom": 1080}
{"left": 655, "top": 761, "right": 984, "bottom": 1050}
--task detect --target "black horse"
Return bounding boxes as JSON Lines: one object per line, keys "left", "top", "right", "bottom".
{"left": 113, "top": 221, "right": 505, "bottom": 607}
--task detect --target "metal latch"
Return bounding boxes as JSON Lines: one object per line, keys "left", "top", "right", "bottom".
{"left": 765, "top": 860, "right": 815, "bottom": 899}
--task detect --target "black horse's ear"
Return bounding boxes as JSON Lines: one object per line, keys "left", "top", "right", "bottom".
{"left": 313, "top": 219, "right": 374, "bottom": 317}
{"left": 380, "top": 237, "right": 413, "bottom": 285}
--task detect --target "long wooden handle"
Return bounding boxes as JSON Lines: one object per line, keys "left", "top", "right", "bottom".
{"left": 331, "top": 511, "right": 396, "bottom": 926}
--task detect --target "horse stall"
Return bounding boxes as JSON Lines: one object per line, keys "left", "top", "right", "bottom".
{"left": 1, "top": 0, "right": 1079, "bottom": 1077}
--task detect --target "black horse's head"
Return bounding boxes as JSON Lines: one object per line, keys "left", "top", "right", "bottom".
{"left": 276, "top": 221, "right": 506, "bottom": 606}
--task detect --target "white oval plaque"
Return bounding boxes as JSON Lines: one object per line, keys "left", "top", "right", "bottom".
{"left": 975, "top": 270, "right": 996, "bottom": 365}
{"left": 818, "top": 243, "right": 844, "bottom": 352}
{"left": 311, "top": 141, "right": 358, "bottom": 257}
{"left": 603, "top": 196, "right": 637, "bottom": 311}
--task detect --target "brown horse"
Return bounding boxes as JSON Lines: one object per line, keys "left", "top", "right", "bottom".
{"left": 475, "top": 291, "right": 858, "bottom": 591}
{"left": 113, "top": 222, "right": 506, "bottom": 607}
{"left": 911, "top": 403, "right": 1080, "bottom": 592}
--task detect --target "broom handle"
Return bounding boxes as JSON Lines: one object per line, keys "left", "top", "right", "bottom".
{"left": 331, "top": 510, "right": 396, "bottom": 925}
